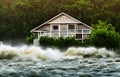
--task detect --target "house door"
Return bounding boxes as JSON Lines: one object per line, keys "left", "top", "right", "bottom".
{"left": 76, "top": 34, "right": 82, "bottom": 40}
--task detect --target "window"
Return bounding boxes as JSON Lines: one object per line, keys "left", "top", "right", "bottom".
{"left": 68, "top": 24, "right": 75, "bottom": 29}
{"left": 83, "top": 30, "right": 90, "bottom": 33}
{"left": 53, "top": 25, "right": 58, "bottom": 30}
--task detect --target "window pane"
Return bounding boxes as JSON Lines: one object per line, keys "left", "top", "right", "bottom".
{"left": 68, "top": 25, "right": 75, "bottom": 29}
{"left": 83, "top": 30, "right": 90, "bottom": 33}
{"left": 53, "top": 25, "right": 58, "bottom": 30}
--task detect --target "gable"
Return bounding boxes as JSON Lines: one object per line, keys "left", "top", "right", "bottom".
{"left": 49, "top": 14, "right": 80, "bottom": 24}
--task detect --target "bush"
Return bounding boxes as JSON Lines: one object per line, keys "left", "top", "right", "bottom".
{"left": 64, "top": 37, "right": 79, "bottom": 46}
{"left": 54, "top": 37, "right": 65, "bottom": 47}
{"left": 39, "top": 36, "right": 83, "bottom": 48}
{"left": 25, "top": 35, "right": 34, "bottom": 44}
{"left": 39, "top": 36, "right": 55, "bottom": 47}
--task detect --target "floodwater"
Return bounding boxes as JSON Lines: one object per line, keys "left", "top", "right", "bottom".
{"left": 0, "top": 44, "right": 120, "bottom": 77}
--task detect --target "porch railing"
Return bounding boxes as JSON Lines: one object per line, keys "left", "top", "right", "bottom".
{"left": 39, "top": 29, "right": 91, "bottom": 37}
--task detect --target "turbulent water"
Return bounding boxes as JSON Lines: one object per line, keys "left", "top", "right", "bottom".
{"left": 0, "top": 44, "right": 120, "bottom": 77}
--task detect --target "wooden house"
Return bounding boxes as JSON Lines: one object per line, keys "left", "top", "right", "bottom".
{"left": 31, "top": 12, "right": 92, "bottom": 45}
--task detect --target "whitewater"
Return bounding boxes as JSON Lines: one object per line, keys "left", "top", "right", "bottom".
{"left": 0, "top": 44, "right": 120, "bottom": 77}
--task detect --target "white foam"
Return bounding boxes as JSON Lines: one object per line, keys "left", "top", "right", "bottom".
{"left": 0, "top": 44, "right": 63, "bottom": 61}
{"left": 65, "top": 47, "right": 116, "bottom": 58}
{"left": 0, "top": 44, "right": 117, "bottom": 61}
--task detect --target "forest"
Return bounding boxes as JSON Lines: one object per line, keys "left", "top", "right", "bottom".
{"left": 0, "top": 0, "right": 120, "bottom": 40}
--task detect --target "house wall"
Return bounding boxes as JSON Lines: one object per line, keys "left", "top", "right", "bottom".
{"left": 60, "top": 24, "right": 67, "bottom": 30}
{"left": 36, "top": 24, "right": 50, "bottom": 31}
{"left": 76, "top": 24, "right": 90, "bottom": 29}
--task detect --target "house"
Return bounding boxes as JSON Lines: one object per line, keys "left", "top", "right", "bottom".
{"left": 31, "top": 12, "right": 92, "bottom": 45}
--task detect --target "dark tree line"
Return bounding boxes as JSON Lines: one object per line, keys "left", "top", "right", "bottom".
{"left": 0, "top": 0, "right": 120, "bottom": 40}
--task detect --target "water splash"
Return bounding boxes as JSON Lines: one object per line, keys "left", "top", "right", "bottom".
{"left": 0, "top": 44, "right": 63, "bottom": 61}
{"left": 0, "top": 44, "right": 117, "bottom": 61}
{"left": 65, "top": 47, "right": 116, "bottom": 58}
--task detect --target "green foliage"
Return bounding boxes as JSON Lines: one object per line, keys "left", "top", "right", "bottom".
{"left": 25, "top": 35, "right": 34, "bottom": 44}
{"left": 39, "top": 36, "right": 82, "bottom": 48}
{"left": 90, "top": 21, "right": 120, "bottom": 49}
{"left": 54, "top": 37, "right": 65, "bottom": 47}
{"left": 91, "top": 21, "right": 115, "bottom": 31}
{"left": 0, "top": 24, "right": 16, "bottom": 40}
{"left": 39, "top": 36, "right": 55, "bottom": 47}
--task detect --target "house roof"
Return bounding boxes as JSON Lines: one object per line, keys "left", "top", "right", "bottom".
{"left": 31, "top": 12, "right": 92, "bottom": 32}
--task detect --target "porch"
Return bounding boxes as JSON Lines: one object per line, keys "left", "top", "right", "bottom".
{"left": 36, "top": 29, "right": 91, "bottom": 40}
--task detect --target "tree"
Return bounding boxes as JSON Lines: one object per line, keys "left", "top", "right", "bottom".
{"left": 90, "top": 21, "right": 120, "bottom": 49}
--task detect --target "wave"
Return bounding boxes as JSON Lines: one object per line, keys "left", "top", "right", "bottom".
{"left": 0, "top": 44, "right": 63, "bottom": 61}
{"left": 65, "top": 47, "right": 116, "bottom": 58}
{"left": 0, "top": 44, "right": 117, "bottom": 61}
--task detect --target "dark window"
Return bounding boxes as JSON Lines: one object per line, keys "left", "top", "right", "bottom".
{"left": 68, "top": 24, "right": 75, "bottom": 29}
{"left": 53, "top": 25, "right": 58, "bottom": 30}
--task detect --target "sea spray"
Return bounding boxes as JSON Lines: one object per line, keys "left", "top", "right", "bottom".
{"left": 65, "top": 47, "right": 116, "bottom": 58}
{"left": 0, "top": 44, "right": 117, "bottom": 61}
{"left": 19, "top": 46, "right": 63, "bottom": 61}
{"left": 0, "top": 45, "right": 18, "bottom": 59}
{"left": 0, "top": 44, "right": 64, "bottom": 61}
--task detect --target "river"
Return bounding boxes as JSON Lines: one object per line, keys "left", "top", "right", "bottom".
{"left": 0, "top": 44, "right": 120, "bottom": 77}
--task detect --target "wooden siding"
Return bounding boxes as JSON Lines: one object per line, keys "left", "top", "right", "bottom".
{"left": 36, "top": 24, "right": 50, "bottom": 31}
{"left": 49, "top": 14, "right": 79, "bottom": 24}
{"left": 76, "top": 24, "right": 90, "bottom": 29}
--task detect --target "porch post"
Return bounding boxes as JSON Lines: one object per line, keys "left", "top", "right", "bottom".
{"left": 38, "top": 32, "right": 40, "bottom": 40}
{"left": 50, "top": 24, "right": 52, "bottom": 37}
{"left": 75, "top": 24, "right": 77, "bottom": 34}
{"left": 59, "top": 24, "right": 60, "bottom": 37}
{"left": 67, "top": 24, "right": 68, "bottom": 37}
{"left": 34, "top": 32, "right": 40, "bottom": 46}
{"left": 82, "top": 29, "right": 83, "bottom": 43}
